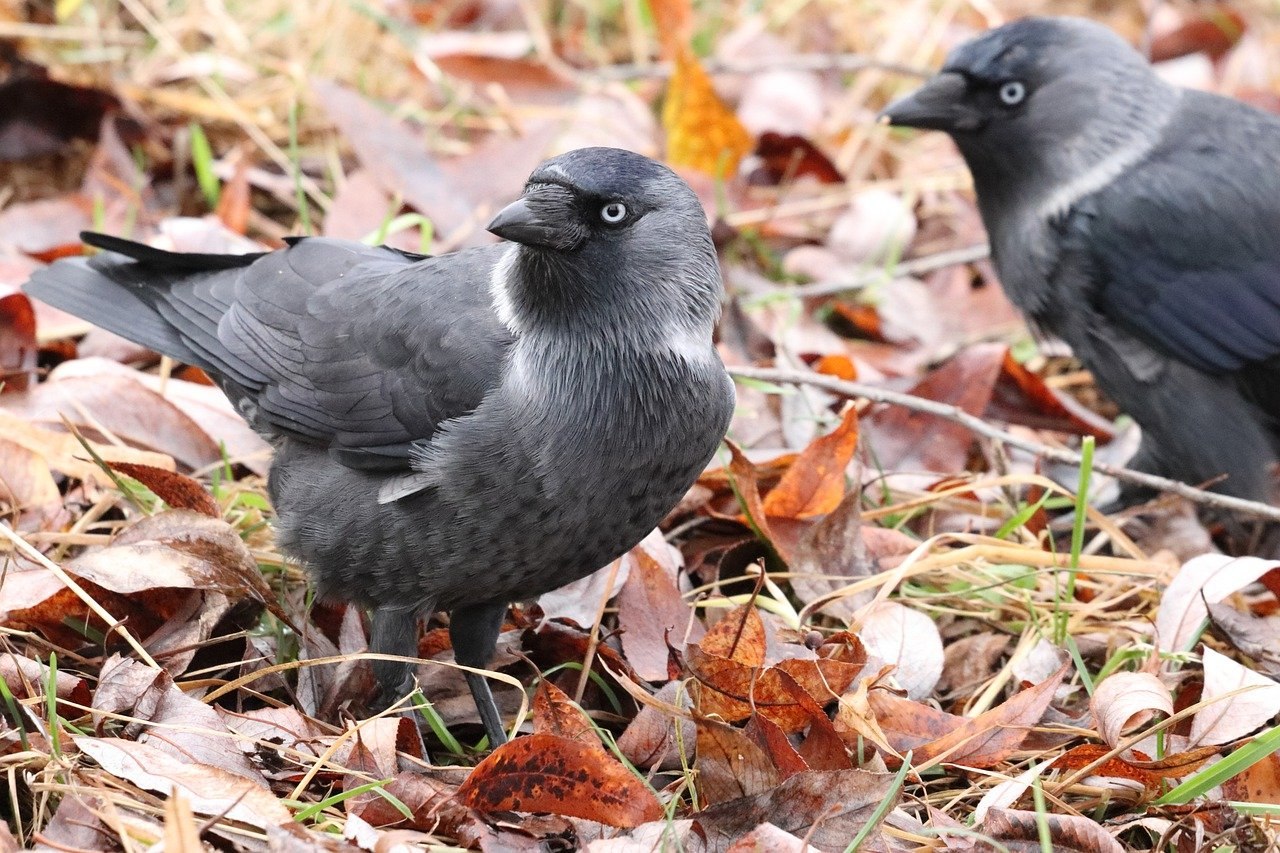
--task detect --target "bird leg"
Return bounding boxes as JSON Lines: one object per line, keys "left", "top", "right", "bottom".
{"left": 449, "top": 601, "right": 511, "bottom": 746}
{"left": 368, "top": 603, "right": 424, "bottom": 711}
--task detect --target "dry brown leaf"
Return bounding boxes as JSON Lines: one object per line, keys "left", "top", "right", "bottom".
{"left": 1189, "top": 647, "right": 1280, "bottom": 746}
{"left": 1156, "top": 555, "right": 1280, "bottom": 654}
{"left": 107, "top": 462, "right": 220, "bottom": 518}
{"left": 694, "top": 769, "right": 898, "bottom": 852}
{"left": 695, "top": 717, "right": 780, "bottom": 805}
{"left": 982, "top": 807, "right": 1125, "bottom": 853}
{"left": 74, "top": 736, "right": 290, "bottom": 828}
{"left": 1206, "top": 602, "right": 1280, "bottom": 677}
{"left": 458, "top": 733, "right": 662, "bottom": 828}
{"left": 616, "top": 680, "right": 694, "bottom": 771}
{"left": 1090, "top": 671, "right": 1173, "bottom": 749}
{"left": 617, "top": 533, "right": 701, "bottom": 682}
{"left": 533, "top": 681, "right": 601, "bottom": 750}
{"left": 869, "top": 662, "right": 1070, "bottom": 768}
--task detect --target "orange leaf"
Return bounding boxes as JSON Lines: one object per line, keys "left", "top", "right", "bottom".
{"left": 107, "top": 462, "right": 221, "bottom": 518}
{"left": 762, "top": 405, "right": 859, "bottom": 520}
{"left": 458, "top": 733, "right": 661, "bottom": 828}
{"left": 532, "top": 681, "right": 602, "bottom": 751}
{"left": 646, "top": 0, "right": 694, "bottom": 62}
{"left": 663, "top": 46, "right": 752, "bottom": 178}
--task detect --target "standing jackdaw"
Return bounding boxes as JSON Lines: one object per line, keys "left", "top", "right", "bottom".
{"left": 23, "top": 147, "right": 735, "bottom": 745}
{"left": 882, "top": 16, "right": 1280, "bottom": 503}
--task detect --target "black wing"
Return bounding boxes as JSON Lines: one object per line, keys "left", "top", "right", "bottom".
{"left": 24, "top": 234, "right": 513, "bottom": 469}
{"left": 1083, "top": 91, "right": 1280, "bottom": 379}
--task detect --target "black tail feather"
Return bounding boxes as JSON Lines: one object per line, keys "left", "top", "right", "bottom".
{"left": 80, "top": 231, "right": 265, "bottom": 271}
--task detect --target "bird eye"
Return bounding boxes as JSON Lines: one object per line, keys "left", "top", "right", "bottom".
{"left": 998, "top": 80, "right": 1026, "bottom": 106}
{"left": 600, "top": 202, "right": 628, "bottom": 225}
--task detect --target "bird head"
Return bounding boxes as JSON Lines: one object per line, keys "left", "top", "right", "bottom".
{"left": 486, "top": 147, "right": 721, "bottom": 340}
{"left": 880, "top": 17, "right": 1178, "bottom": 211}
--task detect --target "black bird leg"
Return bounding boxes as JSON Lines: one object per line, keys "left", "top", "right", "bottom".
{"left": 369, "top": 604, "right": 424, "bottom": 711}
{"left": 449, "top": 601, "right": 511, "bottom": 746}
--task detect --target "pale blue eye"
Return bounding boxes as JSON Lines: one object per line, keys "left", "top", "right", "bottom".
{"left": 600, "top": 202, "right": 627, "bottom": 224}
{"left": 1000, "top": 80, "right": 1026, "bottom": 106}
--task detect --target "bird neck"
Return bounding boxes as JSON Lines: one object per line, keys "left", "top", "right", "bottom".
{"left": 491, "top": 244, "right": 721, "bottom": 348}
{"left": 965, "top": 77, "right": 1182, "bottom": 228}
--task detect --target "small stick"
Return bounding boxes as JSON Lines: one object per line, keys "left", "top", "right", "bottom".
{"left": 590, "top": 53, "right": 932, "bottom": 82}
{"left": 729, "top": 365, "right": 1280, "bottom": 522}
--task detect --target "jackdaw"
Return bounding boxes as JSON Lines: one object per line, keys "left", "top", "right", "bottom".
{"left": 881, "top": 16, "right": 1280, "bottom": 503}
{"left": 24, "top": 147, "right": 735, "bottom": 745}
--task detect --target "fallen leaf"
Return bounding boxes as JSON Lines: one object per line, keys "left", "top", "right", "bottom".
{"left": 107, "top": 462, "right": 220, "bottom": 518}
{"left": 74, "top": 737, "right": 290, "bottom": 828}
{"left": 458, "top": 733, "right": 662, "bottom": 828}
{"left": 1090, "top": 671, "right": 1173, "bottom": 749}
{"left": 1189, "top": 647, "right": 1280, "bottom": 746}
{"left": 663, "top": 46, "right": 752, "bottom": 179}
{"left": 1156, "top": 555, "right": 1280, "bottom": 654}
{"left": 616, "top": 530, "right": 702, "bottom": 681}
{"left": 695, "top": 717, "right": 780, "bottom": 804}
{"left": 869, "top": 662, "right": 1070, "bottom": 768}
{"left": 533, "top": 681, "right": 601, "bottom": 749}
{"left": 858, "top": 601, "right": 944, "bottom": 700}
{"left": 761, "top": 405, "right": 858, "bottom": 520}
{"left": 982, "top": 807, "right": 1125, "bottom": 852}
{"left": 694, "top": 769, "right": 897, "bottom": 852}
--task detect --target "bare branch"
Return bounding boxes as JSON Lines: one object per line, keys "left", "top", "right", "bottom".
{"left": 589, "top": 53, "right": 932, "bottom": 82}
{"left": 729, "top": 365, "right": 1280, "bottom": 522}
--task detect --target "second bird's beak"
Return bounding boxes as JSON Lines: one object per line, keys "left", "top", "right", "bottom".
{"left": 879, "top": 72, "right": 982, "bottom": 132}
{"left": 487, "top": 185, "right": 582, "bottom": 251}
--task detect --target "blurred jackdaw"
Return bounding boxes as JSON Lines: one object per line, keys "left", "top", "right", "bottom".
{"left": 24, "top": 147, "right": 735, "bottom": 745}
{"left": 882, "top": 17, "right": 1280, "bottom": 503}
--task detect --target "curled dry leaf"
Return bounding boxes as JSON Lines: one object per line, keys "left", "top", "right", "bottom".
{"left": 1156, "top": 554, "right": 1280, "bottom": 654}
{"left": 1090, "top": 671, "right": 1173, "bottom": 748}
{"left": 1189, "top": 647, "right": 1280, "bottom": 747}
{"left": 71, "top": 511, "right": 269, "bottom": 601}
{"left": 857, "top": 601, "right": 944, "bottom": 700}
{"left": 107, "top": 462, "right": 220, "bottom": 518}
{"left": 982, "top": 807, "right": 1126, "bottom": 853}
{"left": 458, "top": 733, "right": 662, "bottom": 828}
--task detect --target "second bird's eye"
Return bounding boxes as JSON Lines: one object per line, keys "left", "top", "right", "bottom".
{"left": 999, "top": 80, "right": 1026, "bottom": 106}
{"left": 600, "top": 202, "right": 628, "bottom": 224}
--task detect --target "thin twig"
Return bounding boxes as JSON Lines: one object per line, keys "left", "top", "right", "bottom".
{"left": 0, "top": 22, "right": 146, "bottom": 43}
{"left": 729, "top": 365, "right": 1280, "bottom": 522}
{"left": 774, "top": 243, "right": 990, "bottom": 300}
{"left": 590, "top": 53, "right": 932, "bottom": 81}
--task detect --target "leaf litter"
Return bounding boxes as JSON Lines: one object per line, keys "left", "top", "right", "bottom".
{"left": 0, "top": 0, "right": 1278, "bottom": 850}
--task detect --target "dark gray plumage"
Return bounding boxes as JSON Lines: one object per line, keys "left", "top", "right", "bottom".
{"left": 882, "top": 16, "right": 1280, "bottom": 503}
{"left": 24, "top": 147, "right": 735, "bottom": 744}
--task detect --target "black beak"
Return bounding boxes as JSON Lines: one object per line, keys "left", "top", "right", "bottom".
{"left": 487, "top": 185, "right": 582, "bottom": 250}
{"left": 879, "top": 72, "right": 982, "bottom": 132}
